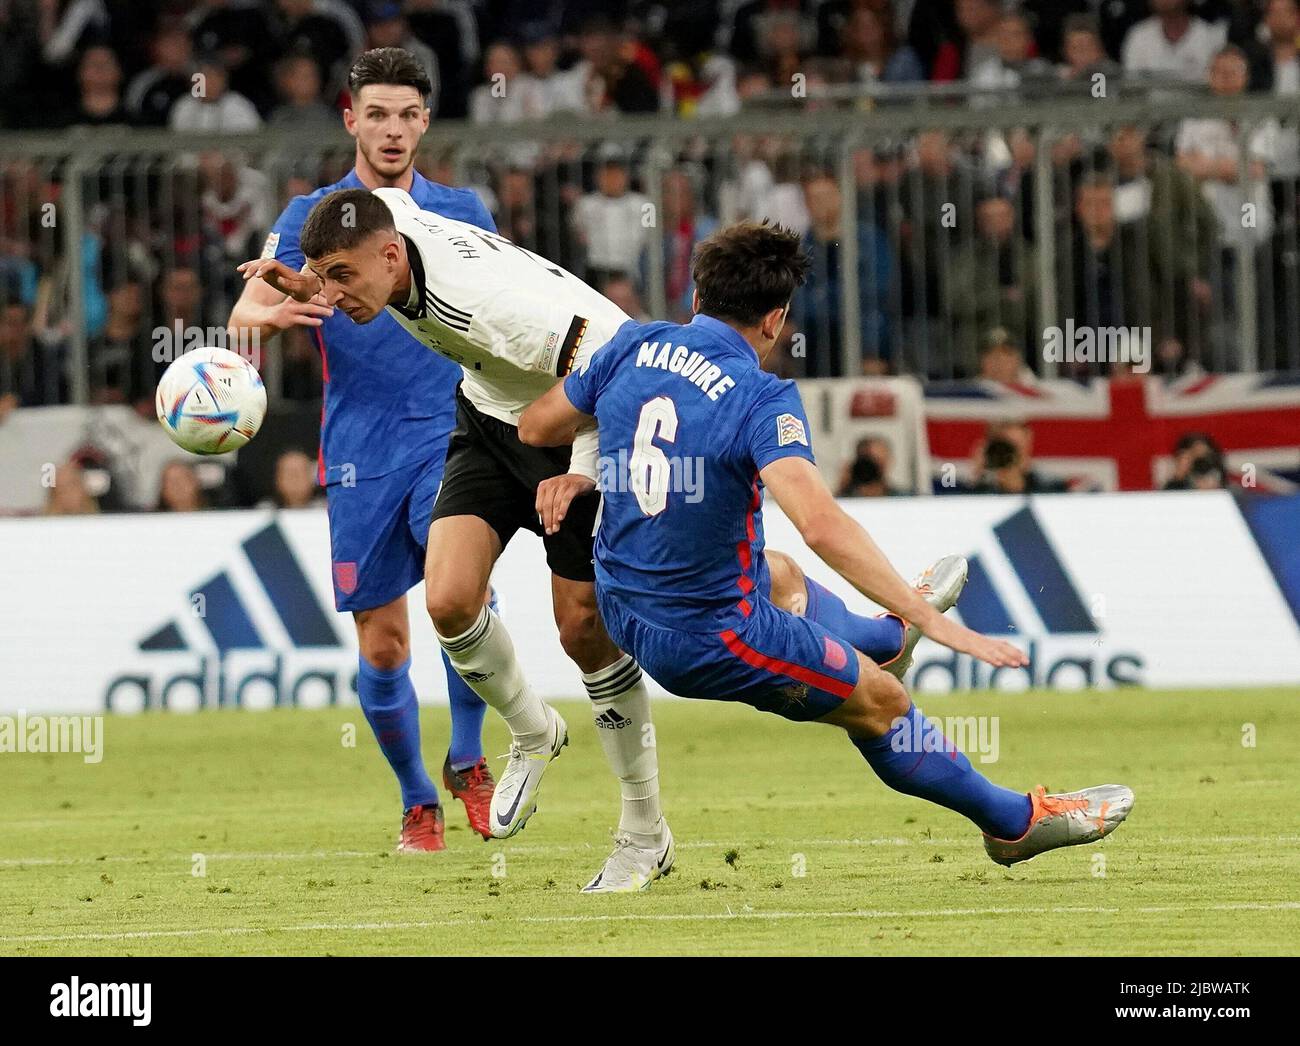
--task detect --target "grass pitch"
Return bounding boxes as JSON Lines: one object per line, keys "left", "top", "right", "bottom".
{"left": 1, "top": 689, "right": 1297, "bottom": 956}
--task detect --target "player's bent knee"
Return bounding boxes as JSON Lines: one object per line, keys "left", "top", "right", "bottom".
{"left": 355, "top": 613, "right": 410, "bottom": 672}
{"left": 765, "top": 549, "right": 807, "bottom": 614}
{"left": 555, "top": 603, "right": 612, "bottom": 670}
{"left": 556, "top": 603, "right": 600, "bottom": 654}
{"left": 861, "top": 666, "right": 910, "bottom": 732}
{"left": 425, "top": 588, "right": 482, "bottom": 639}
{"left": 829, "top": 658, "right": 909, "bottom": 739}
{"left": 360, "top": 638, "right": 408, "bottom": 672}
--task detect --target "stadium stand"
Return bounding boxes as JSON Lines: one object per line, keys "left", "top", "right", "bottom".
{"left": 2, "top": 0, "right": 1299, "bottom": 510}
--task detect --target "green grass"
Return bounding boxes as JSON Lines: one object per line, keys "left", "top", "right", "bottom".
{"left": 2, "top": 689, "right": 1298, "bottom": 956}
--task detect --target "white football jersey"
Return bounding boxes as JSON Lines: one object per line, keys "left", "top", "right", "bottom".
{"left": 373, "top": 187, "right": 631, "bottom": 478}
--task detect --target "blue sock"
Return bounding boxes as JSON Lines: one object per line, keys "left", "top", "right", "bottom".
{"left": 445, "top": 650, "right": 487, "bottom": 770}
{"left": 447, "top": 589, "right": 495, "bottom": 771}
{"left": 356, "top": 655, "right": 439, "bottom": 811}
{"left": 803, "top": 578, "right": 905, "bottom": 665}
{"left": 852, "top": 704, "right": 1032, "bottom": 839}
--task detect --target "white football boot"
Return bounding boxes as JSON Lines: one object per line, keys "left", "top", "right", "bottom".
{"left": 581, "top": 822, "right": 675, "bottom": 893}
{"left": 884, "top": 554, "right": 969, "bottom": 680}
{"left": 984, "top": 784, "right": 1135, "bottom": 866}
{"left": 489, "top": 707, "right": 568, "bottom": 839}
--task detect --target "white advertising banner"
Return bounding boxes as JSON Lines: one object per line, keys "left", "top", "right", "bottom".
{"left": 1, "top": 491, "right": 1296, "bottom": 714}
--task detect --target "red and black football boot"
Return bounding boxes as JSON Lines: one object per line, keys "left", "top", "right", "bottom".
{"left": 443, "top": 755, "right": 496, "bottom": 841}
{"left": 397, "top": 803, "right": 446, "bottom": 853}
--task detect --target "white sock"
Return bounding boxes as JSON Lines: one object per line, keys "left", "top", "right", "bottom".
{"left": 584, "top": 653, "right": 664, "bottom": 845}
{"left": 437, "top": 606, "right": 551, "bottom": 747}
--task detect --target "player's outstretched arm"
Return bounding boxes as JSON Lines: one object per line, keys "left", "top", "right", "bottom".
{"left": 519, "top": 383, "right": 599, "bottom": 534}
{"left": 761, "top": 456, "right": 1028, "bottom": 669}
{"left": 228, "top": 259, "right": 334, "bottom": 345}
{"left": 518, "top": 381, "right": 588, "bottom": 448}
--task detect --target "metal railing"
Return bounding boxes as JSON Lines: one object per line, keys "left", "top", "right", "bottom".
{"left": 2, "top": 95, "right": 1299, "bottom": 406}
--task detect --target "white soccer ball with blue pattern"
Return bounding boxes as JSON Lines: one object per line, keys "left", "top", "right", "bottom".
{"left": 155, "top": 347, "right": 267, "bottom": 455}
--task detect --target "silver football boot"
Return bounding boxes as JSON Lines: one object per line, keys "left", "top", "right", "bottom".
{"left": 984, "top": 784, "right": 1135, "bottom": 866}
{"left": 884, "top": 554, "right": 970, "bottom": 680}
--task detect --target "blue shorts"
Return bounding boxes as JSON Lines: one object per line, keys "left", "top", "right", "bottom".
{"left": 597, "top": 587, "right": 861, "bottom": 722}
{"left": 325, "top": 456, "right": 443, "bottom": 613}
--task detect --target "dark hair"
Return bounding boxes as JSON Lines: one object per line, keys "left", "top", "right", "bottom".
{"left": 1062, "top": 13, "right": 1101, "bottom": 39}
{"left": 1174, "top": 430, "right": 1221, "bottom": 455}
{"left": 276, "top": 52, "right": 319, "bottom": 77}
{"left": 300, "top": 189, "right": 395, "bottom": 260}
{"left": 691, "top": 220, "right": 809, "bottom": 326}
{"left": 980, "top": 326, "right": 1017, "bottom": 353}
{"left": 195, "top": 51, "right": 229, "bottom": 73}
{"left": 348, "top": 47, "right": 433, "bottom": 102}
{"left": 579, "top": 14, "right": 617, "bottom": 36}
{"left": 1076, "top": 169, "right": 1115, "bottom": 193}
{"left": 983, "top": 437, "right": 1020, "bottom": 471}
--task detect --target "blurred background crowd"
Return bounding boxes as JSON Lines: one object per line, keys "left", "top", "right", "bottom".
{"left": 1, "top": 0, "right": 1296, "bottom": 514}
{"left": 3, "top": 0, "right": 1296, "bottom": 128}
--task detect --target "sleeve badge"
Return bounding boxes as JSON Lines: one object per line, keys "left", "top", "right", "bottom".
{"left": 776, "top": 412, "right": 808, "bottom": 447}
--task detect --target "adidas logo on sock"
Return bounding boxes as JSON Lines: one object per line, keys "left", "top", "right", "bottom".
{"left": 594, "top": 709, "right": 631, "bottom": 730}
{"left": 462, "top": 671, "right": 494, "bottom": 683}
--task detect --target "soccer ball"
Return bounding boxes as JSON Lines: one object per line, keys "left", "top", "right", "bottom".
{"left": 155, "top": 347, "right": 267, "bottom": 455}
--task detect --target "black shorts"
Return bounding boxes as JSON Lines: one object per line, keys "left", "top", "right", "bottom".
{"left": 430, "top": 388, "right": 600, "bottom": 582}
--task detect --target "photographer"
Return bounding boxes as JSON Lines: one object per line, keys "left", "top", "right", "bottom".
{"left": 970, "top": 422, "right": 1069, "bottom": 494}
{"left": 1163, "top": 431, "right": 1228, "bottom": 490}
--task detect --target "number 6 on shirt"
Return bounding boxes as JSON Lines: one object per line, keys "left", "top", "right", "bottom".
{"left": 630, "top": 396, "right": 678, "bottom": 517}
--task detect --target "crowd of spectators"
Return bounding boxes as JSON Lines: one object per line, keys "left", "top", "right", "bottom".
{"left": 3, "top": 1, "right": 1295, "bottom": 132}
{"left": 38, "top": 443, "right": 329, "bottom": 515}
{"left": 3, "top": 0, "right": 1299, "bottom": 510}
{"left": 832, "top": 424, "right": 1230, "bottom": 497}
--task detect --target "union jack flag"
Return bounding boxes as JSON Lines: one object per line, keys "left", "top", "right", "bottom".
{"left": 923, "top": 373, "right": 1300, "bottom": 493}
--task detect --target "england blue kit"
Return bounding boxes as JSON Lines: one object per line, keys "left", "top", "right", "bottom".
{"left": 265, "top": 169, "right": 495, "bottom": 611}
{"left": 564, "top": 313, "right": 1052, "bottom": 849}
{"left": 564, "top": 314, "right": 860, "bottom": 721}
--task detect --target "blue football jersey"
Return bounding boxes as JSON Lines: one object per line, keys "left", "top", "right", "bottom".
{"left": 565, "top": 313, "right": 817, "bottom": 633}
{"left": 265, "top": 169, "right": 496, "bottom": 485}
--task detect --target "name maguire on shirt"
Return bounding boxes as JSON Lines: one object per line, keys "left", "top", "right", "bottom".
{"left": 633, "top": 340, "right": 737, "bottom": 402}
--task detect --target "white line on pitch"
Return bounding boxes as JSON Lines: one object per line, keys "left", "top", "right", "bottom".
{"left": 3, "top": 901, "right": 1299, "bottom": 946}
{"left": 0, "top": 850, "right": 377, "bottom": 867}
{"left": 4, "top": 835, "right": 1299, "bottom": 869}
{"left": 0, "top": 840, "right": 916, "bottom": 867}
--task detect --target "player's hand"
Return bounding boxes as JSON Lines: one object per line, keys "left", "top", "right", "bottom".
{"left": 955, "top": 633, "right": 1029, "bottom": 669}
{"left": 917, "top": 612, "right": 1028, "bottom": 669}
{"left": 536, "top": 473, "right": 596, "bottom": 536}
{"left": 264, "top": 293, "right": 335, "bottom": 331}
{"left": 237, "top": 258, "right": 323, "bottom": 304}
